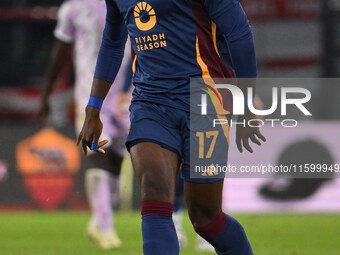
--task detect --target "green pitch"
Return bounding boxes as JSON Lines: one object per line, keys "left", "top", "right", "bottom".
{"left": 0, "top": 212, "right": 339, "bottom": 255}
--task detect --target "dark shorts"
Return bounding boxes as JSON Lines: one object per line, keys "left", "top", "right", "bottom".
{"left": 126, "top": 101, "right": 230, "bottom": 183}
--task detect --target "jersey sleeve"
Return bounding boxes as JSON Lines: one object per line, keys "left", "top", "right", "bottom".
{"left": 94, "top": 0, "right": 128, "bottom": 82}
{"left": 203, "top": 0, "right": 239, "bottom": 20}
{"left": 207, "top": 1, "right": 257, "bottom": 78}
{"left": 53, "top": 1, "right": 75, "bottom": 43}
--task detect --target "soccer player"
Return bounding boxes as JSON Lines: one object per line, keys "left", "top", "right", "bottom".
{"left": 38, "top": 0, "right": 131, "bottom": 249}
{"left": 78, "top": 0, "right": 266, "bottom": 254}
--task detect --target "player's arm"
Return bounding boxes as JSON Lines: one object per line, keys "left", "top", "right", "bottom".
{"left": 39, "top": 40, "right": 72, "bottom": 120}
{"left": 77, "top": 0, "right": 127, "bottom": 155}
{"left": 214, "top": 2, "right": 256, "bottom": 79}
{"left": 204, "top": 0, "right": 266, "bottom": 153}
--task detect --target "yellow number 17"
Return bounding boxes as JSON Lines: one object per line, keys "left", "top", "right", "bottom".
{"left": 196, "top": 131, "right": 219, "bottom": 159}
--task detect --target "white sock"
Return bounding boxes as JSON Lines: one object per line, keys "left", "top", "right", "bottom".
{"left": 85, "top": 168, "right": 113, "bottom": 232}
{"left": 173, "top": 209, "right": 188, "bottom": 249}
{"left": 173, "top": 209, "right": 184, "bottom": 231}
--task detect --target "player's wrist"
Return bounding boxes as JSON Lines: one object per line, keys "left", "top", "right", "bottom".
{"left": 86, "top": 96, "right": 102, "bottom": 118}
{"left": 85, "top": 105, "right": 101, "bottom": 118}
{"left": 87, "top": 96, "right": 103, "bottom": 110}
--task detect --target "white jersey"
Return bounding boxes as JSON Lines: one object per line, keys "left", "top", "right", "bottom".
{"left": 54, "top": 0, "right": 130, "bottom": 111}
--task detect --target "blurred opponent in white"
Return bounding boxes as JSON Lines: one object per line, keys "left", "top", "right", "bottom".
{"left": 39, "top": 0, "right": 131, "bottom": 250}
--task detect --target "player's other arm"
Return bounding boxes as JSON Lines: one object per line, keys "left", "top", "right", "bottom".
{"left": 205, "top": 1, "right": 266, "bottom": 153}
{"left": 39, "top": 2, "right": 74, "bottom": 120}
{"left": 214, "top": 3, "right": 257, "bottom": 79}
{"left": 39, "top": 41, "right": 72, "bottom": 120}
{"left": 77, "top": 0, "right": 127, "bottom": 155}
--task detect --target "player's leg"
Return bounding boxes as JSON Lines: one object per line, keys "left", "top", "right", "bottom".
{"left": 126, "top": 101, "right": 189, "bottom": 254}
{"left": 130, "top": 142, "right": 180, "bottom": 254}
{"left": 85, "top": 149, "right": 123, "bottom": 249}
{"left": 76, "top": 107, "right": 123, "bottom": 249}
{"left": 173, "top": 176, "right": 188, "bottom": 249}
{"left": 185, "top": 180, "right": 254, "bottom": 255}
{"left": 130, "top": 142, "right": 180, "bottom": 255}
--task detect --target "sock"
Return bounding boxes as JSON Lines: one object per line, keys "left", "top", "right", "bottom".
{"left": 173, "top": 203, "right": 181, "bottom": 213}
{"left": 172, "top": 208, "right": 188, "bottom": 249}
{"left": 194, "top": 212, "right": 254, "bottom": 255}
{"left": 141, "top": 200, "right": 180, "bottom": 255}
{"left": 109, "top": 175, "right": 120, "bottom": 210}
{"left": 172, "top": 209, "right": 183, "bottom": 229}
{"left": 85, "top": 168, "right": 113, "bottom": 232}
{"left": 174, "top": 177, "right": 184, "bottom": 213}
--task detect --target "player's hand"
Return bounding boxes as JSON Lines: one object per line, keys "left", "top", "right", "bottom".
{"left": 236, "top": 110, "right": 266, "bottom": 153}
{"left": 116, "top": 92, "right": 131, "bottom": 117}
{"left": 37, "top": 98, "right": 50, "bottom": 122}
{"left": 76, "top": 106, "right": 108, "bottom": 156}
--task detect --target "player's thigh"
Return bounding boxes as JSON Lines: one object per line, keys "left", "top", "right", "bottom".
{"left": 130, "top": 142, "right": 180, "bottom": 203}
{"left": 184, "top": 179, "right": 224, "bottom": 226}
{"left": 126, "top": 101, "right": 184, "bottom": 202}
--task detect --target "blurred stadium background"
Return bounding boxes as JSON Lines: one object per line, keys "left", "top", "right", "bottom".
{"left": 0, "top": 0, "right": 340, "bottom": 254}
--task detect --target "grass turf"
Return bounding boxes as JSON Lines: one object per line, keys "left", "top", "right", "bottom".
{"left": 0, "top": 212, "right": 339, "bottom": 255}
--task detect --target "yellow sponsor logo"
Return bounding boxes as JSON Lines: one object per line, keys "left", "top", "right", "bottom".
{"left": 134, "top": 2, "right": 157, "bottom": 31}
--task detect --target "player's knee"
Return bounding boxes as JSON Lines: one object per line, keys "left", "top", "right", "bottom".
{"left": 140, "top": 174, "right": 173, "bottom": 201}
{"left": 85, "top": 168, "right": 110, "bottom": 181}
{"left": 187, "top": 204, "right": 221, "bottom": 227}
